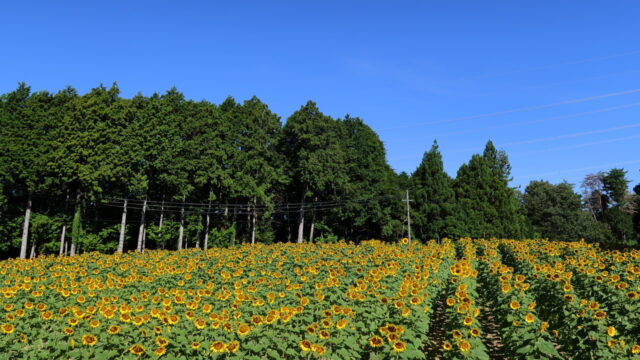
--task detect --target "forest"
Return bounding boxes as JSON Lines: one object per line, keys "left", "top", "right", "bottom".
{"left": 0, "top": 83, "right": 638, "bottom": 259}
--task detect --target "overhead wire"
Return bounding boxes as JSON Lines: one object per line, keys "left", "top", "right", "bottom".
{"left": 381, "top": 88, "right": 640, "bottom": 130}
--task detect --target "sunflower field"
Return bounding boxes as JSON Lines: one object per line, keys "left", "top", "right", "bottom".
{"left": 1, "top": 238, "right": 639, "bottom": 360}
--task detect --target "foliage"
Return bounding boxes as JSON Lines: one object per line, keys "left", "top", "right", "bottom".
{"left": 0, "top": 83, "right": 637, "bottom": 258}
{"left": 522, "top": 180, "right": 583, "bottom": 242}
{"left": 2, "top": 239, "right": 640, "bottom": 359}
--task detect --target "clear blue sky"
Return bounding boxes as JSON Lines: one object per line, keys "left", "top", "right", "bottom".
{"left": 1, "top": 1, "right": 639, "bottom": 190}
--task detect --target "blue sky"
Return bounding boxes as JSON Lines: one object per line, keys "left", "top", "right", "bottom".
{"left": 1, "top": 1, "right": 638, "bottom": 190}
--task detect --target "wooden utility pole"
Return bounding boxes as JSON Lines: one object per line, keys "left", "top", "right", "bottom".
{"left": 403, "top": 189, "right": 413, "bottom": 243}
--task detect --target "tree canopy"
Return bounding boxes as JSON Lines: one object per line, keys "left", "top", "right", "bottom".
{"left": 0, "top": 83, "right": 638, "bottom": 259}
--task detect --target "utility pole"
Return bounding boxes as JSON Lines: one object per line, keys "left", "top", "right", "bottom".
{"left": 403, "top": 189, "right": 413, "bottom": 243}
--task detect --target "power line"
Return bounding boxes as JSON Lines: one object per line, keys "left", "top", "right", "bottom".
{"left": 430, "top": 101, "right": 640, "bottom": 139}
{"left": 380, "top": 88, "right": 640, "bottom": 130}
{"left": 99, "top": 194, "right": 402, "bottom": 216}
{"left": 511, "top": 135, "right": 640, "bottom": 156}
{"left": 447, "top": 122, "right": 640, "bottom": 154}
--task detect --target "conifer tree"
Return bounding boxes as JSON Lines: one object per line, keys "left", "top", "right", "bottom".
{"left": 411, "top": 141, "right": 458, "bottom": 241}
{"left": 280, "top": 101, "right": 347, "bottom": 243}
{"left": 454, "top": 141, "right": 523, "bottom": 238}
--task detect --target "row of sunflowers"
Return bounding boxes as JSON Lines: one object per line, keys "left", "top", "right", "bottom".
{"left": 1, "top": 239, "right": 639, "bottom": 359}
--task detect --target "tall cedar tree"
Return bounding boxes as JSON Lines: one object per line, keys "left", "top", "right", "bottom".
{"left": 601, "top": 168, "right": 634, "bottom": 243}
{"left": 280, "top": 101, "right": 347, "bottom": 243}
{"left": 330, "top": 116, "right": 399, "bottom": 241}
{"left": 411, "top": 141, "right": 459, "bottom": 241}
{"left": 231, "top": 97, "right": 286, "bottom": 244}
{"left": 454, "top": 141, "right": 523, "bottom": 238}
{"left": 49, "top": 84, "right": 125, "bottom": 255}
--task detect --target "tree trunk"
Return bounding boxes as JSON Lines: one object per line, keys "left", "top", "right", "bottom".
{"left": 158, "top": 196, "right": 165, "bottom": 231}
{"left": 20, "top": 191, "right": 33, "bottom": 259}
{"left": 297, "top": 192, "right": 306, "bottom": 244}
{"left": 231, "top": 207, "right": 237, "bottom": 246}
{"left": 251, "top": 197, "right": 257, "bottom": 244}
{"left": 70, "top": 191, "right": 82, "bottom": 257}
{"left": 117, "top": 198, "right": 128, "bottom": 253}
{"left": 247, "top": 206, "right": 251, "bottom": 242}
{"left": 59, "top": 225, "right": 66, "bottom": 256}
{"left": 137, "top": 198, "right": 147, "bottom": 252}
{"left": 204, "top": 199, "right": 211, "bottom": 250}
{"left": 309, "top": 212, "right": 315, "bottom": 243}
{"left": 29, "top": 241, "right": 36, "bottom": 259}
{"left": 178, "top": 197, "right": 185, "bottom": 250}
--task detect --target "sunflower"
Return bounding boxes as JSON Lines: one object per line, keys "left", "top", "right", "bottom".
{"left": 540, "top": 322, "right": 550, "bottom": 332}
{"left": 392, "top": 341, "right": 407, "bottom": 352}
{"left": 194, "top": 318, "right": 206, "bottom": 329}
{"left": 369, "top": 336, "right": 384, "bottom": 347}
{"left": 442, "top": 341, "right": 453, "bottom": 351}
{"left": 470, "top": 328, "right": 481, "bottom": 337}
{"left": 524, "top": 313, "right": 536, "bottom": 323}
{"left": 459, "top": 340, "right": 471, "bottom": 352}
{"left": 210, "top": 341, "right": 225, "bottom": 353}
{"left": 319, "top": 330, "right": 330, "bottom": 339}
{"left": 167, "top": 314, "right": 179, "bottom": 325}
{"left": 594, "top": 311, "right": 606, "bottom": 320}
{"left": 313, "top": 344, "right": 326, "bottom": 355}
{"left": 1, "top": 324, "right": 15, "bottom": 334}
{"left": 509, "top": 300, "right": 520, "bottom": 310}
{"left": 632, "top": 344, "right": 640, "bottom": 354}
{"left": 191, "top": 341, "right": 201, "bottom": 349}
{"left": 129, "top": 344, "right": 145, "bottom": 356}
{"left": 446, "top": 298, "right": 456, "bottom": 306}
{"left": 386, "top": 324, "right": 398, "bottom": 333}
{"left": 607, "top": 326, "right": 616, "bottom": 337}
{"left": 63, "top": 328, "right": 74, "bottom": 336}
{"left": 81, "top": 334, "right": 98, "bottom": 346}
{"left": 237, "top": 323, "right": 251, "bottom": 336}
{"left": 107, "top": 325, "right": 121, "bottom": 335}
{"left": 156, "top": 336, "right": 169, "bottom": 347}
{"left": 226, "top": 341, "right": 240, "bottom": 353}
{"left": 463, "top": 316, "right": 474, "bottom": 326}
{"left": 300, "top": 339, "right": 312, "bottom": 352}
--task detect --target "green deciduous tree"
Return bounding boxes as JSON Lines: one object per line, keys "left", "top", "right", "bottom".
{"left": 523, "top": 180, "right": 582, "bottom": 241}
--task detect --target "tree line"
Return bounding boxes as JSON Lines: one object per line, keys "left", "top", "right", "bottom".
{"left": 0, "top": 83, "right": 638, "bottom": 259}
